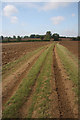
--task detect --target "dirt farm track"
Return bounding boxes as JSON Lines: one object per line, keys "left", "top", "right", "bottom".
{"left": 2, "top": 41, "right": 79, "bottom": 119}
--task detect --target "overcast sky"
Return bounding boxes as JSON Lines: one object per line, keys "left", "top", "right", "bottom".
{"left": 1, "top": 2, "right": 78, "bottom": 37}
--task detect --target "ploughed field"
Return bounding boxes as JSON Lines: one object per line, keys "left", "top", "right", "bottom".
{"left": 2, "top": 41, "right": 78, "bottom": 118}
{"left": 59, "top": 41, "right": 79, "bottom": 58}
{"left": 2, "top": 42, "right": 51, "bottom": 65}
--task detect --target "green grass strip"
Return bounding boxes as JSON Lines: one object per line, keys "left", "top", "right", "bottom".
{"left": 2, "top": 45, "right": 52, "bottom": 118}
{"left": 27, "top": 45, "right": 54, "bottom": 118}
{"left": 56, "top": 43, "right": 78, "bottom": 94}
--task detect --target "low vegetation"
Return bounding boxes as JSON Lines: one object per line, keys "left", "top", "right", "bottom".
{"left": 27, "top": 45, "right": 54, "bottom": 118}
{"left": 2, "top": 46, "right": 46, "bottom": 79}
{"left": 56, "top": 43, "right": 78, "bottom": 94}
{"left": 3, "top": 44, "right": 52, "bottom": 118}
{"left": 2, "top": 41, "right": 78, "bottom": 118}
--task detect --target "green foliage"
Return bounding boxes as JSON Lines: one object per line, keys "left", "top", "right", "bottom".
{"left": 24, "top": 36, "right": 28, "bottom": 38}
{"left": 72, "top": 37, "right": 77, "bottom": 41}
{"left": 35, "top": 34, "right": 40, "bottom": 38}
{"left": 72, "top": 36, "right": 80, "bottom": 41}
{"left": 13, "top": 35, "right": 16, "bottom": 39}
{"left": 52, "top": 33, "right": 59, "bottom": 41}
{"left": 40, "top": 35, "right": 44, "bottom": 40}
{"left": 17, "top": 36, "right": 21, "bottom": 41}
{"left": 1, "top": 31, "right": 60, "bottom": 43}
{"left": 2, "top": 39, "right": 50, "bottom": 43}
{"left": 77, "top": 36, "right": 80, "bottom": 41}
{"left": 0, "top": 36, "right": 3, "bottom": 42}
{"left": 44, "top": 31, "right": 52, "bottom": 40}
{"left": 30, "top": 34, "right": 35, "bottom": 38}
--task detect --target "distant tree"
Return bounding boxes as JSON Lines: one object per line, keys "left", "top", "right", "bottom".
{"left": 8, "top": 37, "right": 12, "bottom": 39}
{"left": 60, "top": 36, "right": 66, "bottom": 38}
{"left": 44, "top": 31, "right": 52, "bottom": 40}
{"left": 30, "top": 34, "right": 35, "bottom": 38}
{"left": 47, "top": 31, "right": 52, "bottom": 35}
{"left": 13, "top": 35, "right": 16, "bottom": 39}
{"left": 1, "top": 36, "right": 4, "bottom": 40}
{"left": 40, "top": 35, "right": 44, "bottom": 40}
{"left": 35, "top": 35, "right": 40, "bottom": 38}
{"left": 17, "top": 36, "right": 21, "bottom": 41}
{"left": 7, "top": 37, "right": 12, "bottom": 42}
{"left": 72, "top": 37, "right": 76, "bottom": 41}
{"left": 52, "top": 33, "right": 59, "bottom": 41}
{"left": 77, "top": 36, "right": 80, "bottom": 41}
{"left": 24, "top": 36, "right": 28, "bottom": 38}
{"left": 21, "top": 36, "right": 23, "bottom": 39}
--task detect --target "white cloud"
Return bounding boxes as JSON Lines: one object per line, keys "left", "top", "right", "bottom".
{"left": 11, "top": 16, "right": 18, "bottom": 23}
{"left": 72, "top": 13, "right": 75, "bottom": 17}
{"left": 3, "top": 5, "right": 18, "bottom": 24}
{"left": 3, "top": 5, "right": 18, "bottom": 17}
{"left": 51, "top": 16, "right": 64, "bottom": 25}
{"left": 25, "top": 2, "right": 69, "bottom": 11}
{"left": 39, "top": 2, "right": 69, "bottom": 11}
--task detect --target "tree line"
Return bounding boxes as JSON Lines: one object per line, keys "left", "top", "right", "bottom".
{"left": 0, "top": 31, "right": 60, "bottom": 42}
{"left": 0, "top": 31, "right": 80, "bottom": 43}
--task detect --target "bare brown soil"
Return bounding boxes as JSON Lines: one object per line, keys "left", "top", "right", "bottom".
{"left": 53, "top": 45, "right": 78, "bottom": 118}
{"left": 2, "top": 42, "right": 51, "bottom": 65}
{"left": 49, "top": 58, "right": 60, "bottom": 118}
{"left": 59, "top": 41, "right": 78, "bottom": 58}
{"left": 2, "top": 47, "right": 47, "bottom": 107}
{"left": 19, "top": 45, "right": 78, "bottom": 118}
{"left": 2, "top": 43, "right": 78, "bottom": 118}
{"left": 60, "top": 38, "right": 72, "bottom": 41}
